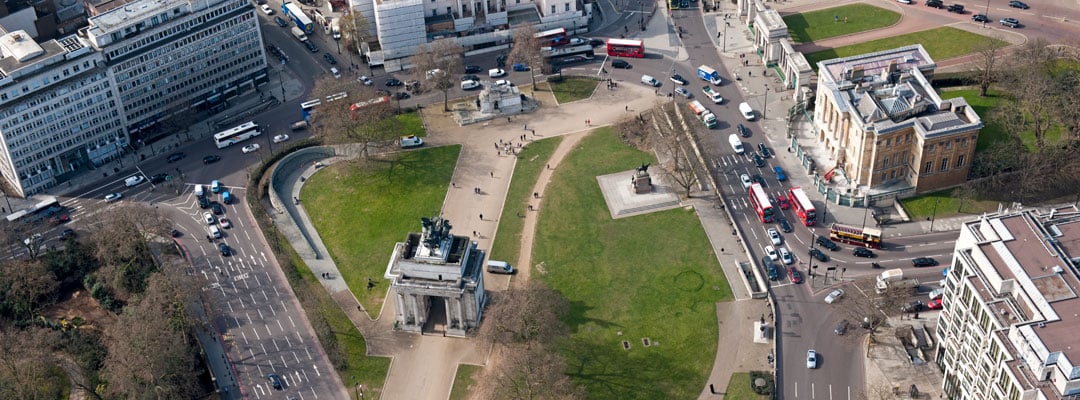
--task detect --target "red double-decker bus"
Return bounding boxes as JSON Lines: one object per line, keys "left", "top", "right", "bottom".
{"left": 830, "top": 224, "right": 883, "bottom": 249}
{"left": 606, "top": 38, "right": 645, "bottom": 58}
{"left": 788, "top": 187, "right": 816, "bottom": 226}
{"left": 748, "top": 183, "right": 775, "bottom": 223}
{"left": 534, "top": 28, "right": 569, "bottom": 46}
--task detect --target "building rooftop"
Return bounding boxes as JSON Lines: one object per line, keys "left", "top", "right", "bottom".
{"left": 0, "top": 31, "right": 91, "bottom": 83}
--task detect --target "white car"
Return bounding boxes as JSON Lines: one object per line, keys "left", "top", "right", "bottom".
{"left": 357, "top": 75, "right": 373, "bottom": 86}
{"left": 124, "top": 175, "right": 145, "bottom": 187}
{"left": 765, "top": 245, "right": 778, "bottom": 261}
{"left": 400, "top": 135, "right": 423, "bottom": 148}
{"left": 779, "top": 247, "right": 793, "bottom": 265}
{"left": 824, "top": 289, "right": 844, "bottom": 304}
{"left": 105, "top": 193, "right": 122, "bottom": 202}
{"left": 807, "top": 350, "right": 818, "bottom": 369}
{"left": 219, "top": 217, "right": 232, "bottom": 229}
{"left": 567, "top": 37, "right": 586, "bottom": 45}
{"left": 260, "top": 4, "right": 274, "bottom": 14}
{"left": 330, "top": 67, "right": 341, "bottom": 79}
{"left": 242, "top": 143, "right": 260, "bottom": 153}
{"left": 461, "top": 79, "right": 481, "bottom": 90}
{"left": 273, "top": 134, "right": 290, "bottom": 143}
{"left": 494, "top": 79, "right": 512, "bottom": 87}
{"left": 203, "top": 212, "right": 216, "bottom": 225}
{"left": 425, "top": 69, "right": 444, "bottom": 80}
{"left": 488, "top": 68, "right": 506, "bottom": 78}
{"left": 740, "top": 174, "right": 752, "bottom": 189}
{"left": 767, "top": 228, "right": 782, "bottom": 245}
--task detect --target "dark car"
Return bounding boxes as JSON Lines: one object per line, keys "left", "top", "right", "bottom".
{"left": 809, "top": 248, "right": 830, "bottom": 262}
{"left": 737, "top": 123, "right": 751, "bottom": 137}
{"left": 901, "top": 301, "right": 925, "bottom": 313}
{"left": 210, "top": 202, "right": 225, "bottom": 215}
{"left": 461, "top": 74, "right": 479, "bottom": 82}
{"left": 670, "top": 74, "right": 688, "bottom": 85}
{"left": 947, "top": 4, "right": 964, "bottom": 13}
{"left": 149, "top": 173, "right": 170, "bottom": 184}
{"left": 853, "top": 247, "right": 876, "bottom": 258}
{"left": 198, "top": 196, "right": 210, "bottom": 209}
{"left": 496, "top": 55, "right": 507, "bottom": 67}
{"left": 166, "top": 152, "right": 186, "bottom": 163}
{"left": 816, "top": 236, "right": 840, "bottom": 251}
{"left": 170, "top": 229, "right": 182, "bottom": 238}
{"left": 61, "top": 228, "right": 77, "bottom": 239}
{"left": 305, "top": 41, "right": 319, "bottom": 52}
{"left": 925, "top": 0, "right": 944, "bottom": 7}
{"left": 512, "top": 63, "right": 530, "bottom": 72}
{"left": 464, "top": 65, "right": 482, "bottom": 74}
{"left": 999, "top": 17, "right": 1020, "bottom": 27}
{"left": 50, "top": 214, "right": 71, "bottom": 225}
{"left": 395, "top": 91, "right": 411, "bottom": 100}
{"left": 323, "top": 54, "right": 337, "bottom": 65}
{"left": 274, "top": 16, "right": 288, "bottom": 27}
{"left": 219, "top": 243, "right": 231, "bottom": 257}
{"left": 385, "top": 78, "right": 403, "bottom": 87}
{"left": 612, "top": 59, "right": 631, "bottom": 69}
{"left": 752, "top": 153, "right": 766, "bottom": 168}
{"left": 912, "top": 257, "right": 939, "bottom": 267}
{"left": 268, "top": 374, "right": 284, "bottom": 390}
{"left": 758, "top": 143, "right": 771, "bottom": 158}
{"left": 971, "top": 14, "right": 989, "bottom": 22}
{"left": 763, "top": 258, "right": 781, "bottom": 281}
{"left": 203, "top": 155, "right": 221, "bottom": 164}
{"left": 588, "top": 39, "right": 605, "bottom": 47}
{"left": 1008, "top": 0, "right": 1028, "bottom": 8}
{"left": 834, "top": 320, "right": 849, "bottom": 335}
{"left": 751, "top": 174, "right": 765, "bottom": 186}
{"left": 788, "top": 267, "right": 803, "bottom": 284}
{"left": 779, "top": 218, "right": 793, "bottom": 233}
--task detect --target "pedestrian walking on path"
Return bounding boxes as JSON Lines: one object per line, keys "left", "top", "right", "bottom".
{"left": 479, "top": 213, "right": 484, "bottom": 220}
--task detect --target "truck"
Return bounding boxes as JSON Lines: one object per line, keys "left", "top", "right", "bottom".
{"left": 702, "top": 87, "right": 723, "bottom": 104}
{"left": 282, "top": 2, "right": 314, "bottom": 33}
{"left": 728, "top": 134, "right": 744, "bottom": 154}
{"left": 687, "top": 100, "right": 718, "bottom": 129}
{"left": 875, "top": 268, "right": 904, "bottom": 293}
{"left": 697, "top": 65, "right": 723, "bottom": 85}
{"left": 290, "top": 26, "right": 308, "bottom": 42}
{"left": 331, "top": 19, "right": 341, "bottom": 40}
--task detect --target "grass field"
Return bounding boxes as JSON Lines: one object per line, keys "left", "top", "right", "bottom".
{"left": 532, "top": 128, "right": 731, "bottom": 399}
{"left": 302, "top": 146, "right": 460, "bottom": 317}
{"left": 805, "top": 27, "right": 1004, "bottom": 69}
{"left": 489, "top": 137, "right": 563, "bottom": 264}
{"left": 940, "top": 88, "right": 1066, "bottom": 152}
{"left": 548, "top": 76, "right": 600, "bottom": 103}
{"left": 899, "top": 187, "right": 1001, "bottom": 220}
{"left": 448, "top": 364, "right": 482, "bottom": 400}
{"left": 395, "top": 111, "right": 426, "bottom": 137}
{"left": 725, "top": 372, "right": 771, "bottom": 400}
{"left": 783, "top": 4, "right": 901, "bottom": 43}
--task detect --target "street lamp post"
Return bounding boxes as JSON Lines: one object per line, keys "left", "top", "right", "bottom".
{"left": 763, "top": 83, "right": 769, "bottom": 120}
{"left": 278, "top": 64, "right": 287, "bottom": 102}
{"left": 929, "top": 197, "right": 941, "bottom": 232}
{"left": 722, "top": 20, "right": 728, "bottom": 52}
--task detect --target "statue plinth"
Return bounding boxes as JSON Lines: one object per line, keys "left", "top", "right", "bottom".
{"left": 631, "top": 163, "right": 653, "bottom": 194}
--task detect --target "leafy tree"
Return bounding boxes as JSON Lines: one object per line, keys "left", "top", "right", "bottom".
{"left": 411, "top": 39, "right": 464, "bottom": 111}
{"left": 44, "top": 239, "right": 100, "bottom": 293}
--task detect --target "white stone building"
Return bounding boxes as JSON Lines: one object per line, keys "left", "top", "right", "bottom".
{"left": 936, "top": 207, "right": 1080, "bottom": 399}
{"left": 0, "top": 30, "right": 126, "bottom": 197}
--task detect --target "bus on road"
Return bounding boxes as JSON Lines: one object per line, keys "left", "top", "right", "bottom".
{"left": 829, "top": 224, "right": 883, "bottom": 249}
{"left": 606, "top": 38, "right": 645, "bottom": 58}
{"left": 282, "top": 2, "right": 313, "bottom": 33}
{"left": 214, "top": 122, "right": 261, "bottom": 149}
{"left": 788, "top": 187, "right": 816, "bottom": 226}
{"left": 749, "top": 183, "right": 775, "bottom": 223}
{"left": 534, "top": 28, "right": 569, "bottom": 46}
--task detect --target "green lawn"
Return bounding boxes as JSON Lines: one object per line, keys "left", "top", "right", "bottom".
{"left": 448, "top": 364, "right": 482, "bottom": 400}
{"left": 489, "top": 137, "right": 562, "bottom": 265}
{"left": 395, "top": 111, "right": 426, "bottom": 138}
{"left": 783, "top": 4, "right": 901, "bottom": 43}
{"left": 899, "top": 187, "right": 1000, "bottom": 220}
{"left": 805, "top": 27, "right": 1005, "bottom": 69}
{"left": 939, "top": 88, "right": 1066, "bottom": 152}
{"left": 548, "top": 77, "right": 600, "bottom": 103}
{"left": 725, "top": 372, "right": 771, "bottom": 400}
{"left": 532, "top": 128, "right": 731, "bottom": 399}
{"left": 302, "top": 145, "right": 460, "bottom": 317}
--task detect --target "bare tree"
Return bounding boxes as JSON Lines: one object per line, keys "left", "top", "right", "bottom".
{"left": 1000, "top": 39, "right": 1058, "bottom": 150}
{"left": 80, "top": 204, "right": 169, "bottom": 298}
{"left": 832, "top": 278, "right": 911, "bottom": 344}
{"left": 969, "top": 37, "right": 1006, "bottom": 97}
{"left": 507, "top": 23, "right": 544, "bottom": 91}
{"left": 480, "top": 280, "right": 568, "bottom": 345}
{"left": 338, "top": 12, "right": 372, "bottom": 57}
{"left": 0, "top": 258, "right": 60, "bottom": 321}
{"left": 307, "top": 76, "right": 401, "bottom": 156}
{"left": 653, "top": 102, "right": 700, "bottom": 198}
{"left": 0, "top": 327, "right": 64, "bottom": 399}
{"left": 411, "top": 39, "right": 464, "bottom": 111}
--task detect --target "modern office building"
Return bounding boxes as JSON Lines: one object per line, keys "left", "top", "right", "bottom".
{"left": 0, "top": 30, "right": 126, "bottom": 197}
{"left": 936, "top": 207, "right": 1080, "bottom": 399}
{"left": 81, "top": 0, "right": 268, "bottom": 140}
{"left": 813, "top": 45, "right": 982, "bottom": 194}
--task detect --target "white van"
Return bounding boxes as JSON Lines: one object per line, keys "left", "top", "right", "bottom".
{"left": 739, "top": 102, "right": 756, "bottom": 120}
{"left": 207, "top": 225, "right": 222, "bottom": 239}
{"left": 486, "top": 260, "right": 514, "bottom": 274}
{"left": 290, "top": 121, "right": 309, "bottom": 131}
{"left": 728, "top": 134, "right": 745, "bottom": 154}
{"left": 194, "top": 184, "right": 205, "bottom": 197}
{"left": 641, "top": 75, "right": 660, "bottom": 87}
{"left": 400, "top": 135, "right": 423, "bottom": 148}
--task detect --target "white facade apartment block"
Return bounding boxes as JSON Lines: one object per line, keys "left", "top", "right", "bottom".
{"left": 83, "top": 0, "right": 267, "bottom": 134}
{"left": 936, "top": 209, "right": 1080, "bottom": 400}
{"left": 0, "top": 31, "right": 127, "bottom": 197}
{"left": 372, "top": 0, "right": 427, "bottom": 61}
